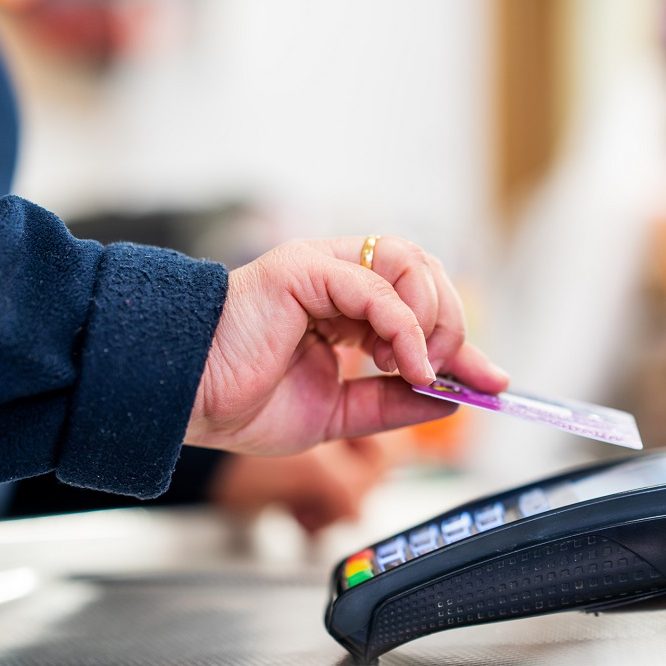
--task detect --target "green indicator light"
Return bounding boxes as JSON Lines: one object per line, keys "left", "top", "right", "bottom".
{"left": 347, "top": 569, "right": 373, "bottom": 588}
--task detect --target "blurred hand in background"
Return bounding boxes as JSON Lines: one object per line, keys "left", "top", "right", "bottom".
{"left": 210, "top": 437, "right": 398, "bottom": 534}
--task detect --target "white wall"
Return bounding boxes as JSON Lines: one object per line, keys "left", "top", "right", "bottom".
{"left": 4, "top": 0, "right": 494, "bottom": 269}
{"left": 470, "top": 0, "right": 666, "bottom": 483}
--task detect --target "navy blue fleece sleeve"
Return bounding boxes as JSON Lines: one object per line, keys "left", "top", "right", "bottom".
{"left": 0, "top": 195, "right": 228, "bottom": 498}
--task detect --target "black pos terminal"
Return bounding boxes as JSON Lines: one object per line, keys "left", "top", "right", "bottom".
{"left": 326, "top": 451, "right": 666, "bottom": 661}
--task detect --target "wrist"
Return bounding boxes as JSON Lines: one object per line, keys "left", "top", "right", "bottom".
{"left": 184, "top": 363, "right": 212, "bottom": 445}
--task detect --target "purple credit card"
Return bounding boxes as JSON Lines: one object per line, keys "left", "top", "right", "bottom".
{"left": 412, "top": 376, "right": 642, "bottom": 450}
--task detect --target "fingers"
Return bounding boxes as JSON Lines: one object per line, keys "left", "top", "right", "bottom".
{"left": 372, "top": 252, "right": 468, "bottom": 374}
{"left": 290, "top": 440, "right": 387, "bottom": 533}
{"left": 422, "top": 257, "right": 509, "bottom": 391}
{"left": 309, "top": 236, "right": 439, "bottom": 336}
{"left": 282, "top": 238, "right": 509, "bottom": 391}
{"left": 423, "top": 255, "right": 467, "bottom": 373}
{"left": 306, "top": 236, "right": 467, "bottom": 377}
{"left": 290, "top": 255, "right": 435, "bottom": 385}
{"left": 324, "top": 375, "right": 458, "bottom": 441}
{"left": 367, "top": 237, "right": 439, "bottom": 338}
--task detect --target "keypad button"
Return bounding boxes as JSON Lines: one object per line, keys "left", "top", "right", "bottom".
{"left": 519, "top": 488, "right": 550, "bottom": 517}
{"left": 376, "top": 536, "right": 408, "bottom": 572}
{"left": 474, "top": 502, "right": 505, "bottom": 532}
{"left": 409, "top": 524, "right": 440, "bottom": 557}
{"left": 441, "top": 512, "right": 473, "bottom": 544}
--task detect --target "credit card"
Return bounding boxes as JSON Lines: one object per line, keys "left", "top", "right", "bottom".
{"left": 412, "top": 376, "right": 642, "bottom": 450}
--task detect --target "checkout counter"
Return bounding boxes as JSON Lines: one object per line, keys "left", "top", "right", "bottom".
{"left": 1, "top": 472, "right": 665, "bottom": 664}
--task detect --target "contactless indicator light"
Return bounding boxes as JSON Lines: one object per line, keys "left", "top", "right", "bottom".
{"left": 344, "top": 559, "right": 372, "bottom": 578}
{"left": 347, "top": 569, "right": 374, "bottom": 588}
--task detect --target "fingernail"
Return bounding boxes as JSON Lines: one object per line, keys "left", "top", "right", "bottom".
{"left": 423, "top": 358, "right": 437, "bottom": 384}
{"left": 385, "top": 357, "right": 398, "bottom": 373}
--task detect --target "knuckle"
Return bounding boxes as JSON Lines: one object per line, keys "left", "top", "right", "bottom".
{"left": 264, "top": 242, "right": 322, "bottom": 297}
{"left": 381, "top": 233, "right": 402, "bottom": 247}
{"left": 371, "top": 278, "right": 397, "bottom": 301}
{"left": 263, "top": 243, "right": 291, "bottom": 269}
{"left": 390, "top": 236, "right": 428, "bottom": 267}
{"left": 274, "top": 240, "right": 310, "bottom": 262}
{"left": 383, "top": 235, "right": 428, "bottom": 267}
{"left": 407, "top": 242, "right": 429, "bottom": 265}
{"left": 398, "top": 320, "right": 424, "bottom": 344}
{"left": 428, "top": 255, "right": 446, "bottom": 273}
{"left": 284, "top": 241, "right": 322, "bottom": 273}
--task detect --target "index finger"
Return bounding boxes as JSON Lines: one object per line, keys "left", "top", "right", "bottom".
{"left": 289, "top": 255, "right": 436, "bottom": 385}
{"left": 306, "top": 236, "right": 439, "bottom": 337}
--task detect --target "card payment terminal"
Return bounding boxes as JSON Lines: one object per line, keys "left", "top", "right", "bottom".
{"left": 325, "top": 451, "right": 666, "bottom": 661}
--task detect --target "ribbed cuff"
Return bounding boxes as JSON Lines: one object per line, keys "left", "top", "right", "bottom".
{"left": 57, "top": 242, "right": 228, "bottom": 499}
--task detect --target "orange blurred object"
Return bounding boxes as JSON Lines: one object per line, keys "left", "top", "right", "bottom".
{"left": 408, "top": 407, "right": 470, "bottom": 463}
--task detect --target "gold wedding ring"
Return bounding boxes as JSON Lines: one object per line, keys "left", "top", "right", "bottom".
{"left": 360, "top": 235, "right": 381, "bottom": 270}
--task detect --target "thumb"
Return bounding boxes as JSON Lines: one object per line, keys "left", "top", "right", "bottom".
{"left": 324, "top": 375, "right": 457, "bottom": 441}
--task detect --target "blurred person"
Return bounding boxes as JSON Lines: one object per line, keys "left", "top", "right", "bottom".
{"left": 0, "top": 44, "right": 509, "bottom": 521}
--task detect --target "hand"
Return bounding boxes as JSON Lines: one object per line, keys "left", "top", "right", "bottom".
{"left": 185, "top": 236, "right": 509, "bottom": 455}
{"left": 209, "top": 438, "right": 391, "bottom": 534}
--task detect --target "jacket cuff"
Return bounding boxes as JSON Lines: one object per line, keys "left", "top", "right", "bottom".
{"left": 57, "top": 242, "right": 228, "bottom": 499}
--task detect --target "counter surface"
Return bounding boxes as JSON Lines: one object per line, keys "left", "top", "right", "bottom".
{"left": 0, "top": 483, "right": 664, "bottom": 664}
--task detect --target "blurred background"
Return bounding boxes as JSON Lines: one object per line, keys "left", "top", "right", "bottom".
{"left": 1, "top": 0, "right": 666, "bottom": 544}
